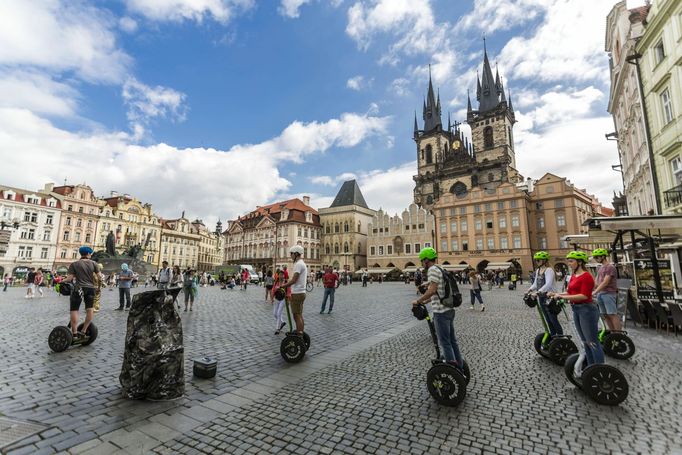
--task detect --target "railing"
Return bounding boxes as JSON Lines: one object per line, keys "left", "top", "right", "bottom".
{"left": 663, "top": 183, "right": 682, "bottom": 208}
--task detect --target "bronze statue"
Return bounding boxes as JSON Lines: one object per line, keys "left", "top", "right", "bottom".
{"left": 106, "top": 231, "right": 116, "bottom": 256}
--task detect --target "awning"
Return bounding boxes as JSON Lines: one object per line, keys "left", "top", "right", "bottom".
{"left": 442, "top": 264, "right": 469, "bottom": 271}
{"left": 354, "top": 267, "right": 399, "bottom": 274}
{"left": 403, "top": 266, "right": 420, "bottom": 273}
{"left": 485, "top": 263, "right": 511, "bottom": 270}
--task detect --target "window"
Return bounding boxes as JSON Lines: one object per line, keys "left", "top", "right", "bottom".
{"left": 63, "top": 231, "right": 70, "bottom": 241}
{"left": 335, "top": 223, "right": 339, "bottom": 233}
{"left": 2, "top": 207, "right": 11, "bottom": 219}
{"left": 425, "top": 144, "right": 433, "bottom": 164}
{"left": 46, "top": 214, "right": 53, "bottom": 225}
{"left": 344, "top": 242, "right": 349, "bottom": 253}
{"left": 76, "top": 219, "right": 82, "bottom": 227}
{"left": 387, "top": 245, "right": 393, "bottom": 255}
{"left": 18, "top": 246, "right": 26, "bottom": 257}
{"left": 370, "top": 246, "right": 376, "bottom": 256}
{"left": 43, "top": 231, "right": 51, "bottom": 241}
{"left": 484, "top": 126, "right": 494, "bottom": 148}
{"left": 297, "top": 227, "right": 302, "bottom": 237}
{"left": 557, "top": 213, "right": 566, "bottom": 227}
{"left": 344, "top": 222, "right": 349, "bottom": 232}
{"left": 474, "top": 205, "right": 481, "bottom": 213}
{"left": 510, "top": 200, "right": 517, "bottom": 208}
{"left": 539, "top": 237, "right": 548, "bottom": 249}
{"left": 475, "top": 219, "right": 482, "bottom": 230}
{"left": 414, "top": 243, "right": 421, "bottom": 253}
{"left": 451, "top": 239, "right": 458, "bottom": 251}
{"left": 486, "top": 220, "right": 493, "bottom": 229}
{"left": 378, "top": 246, "right": 384, "bottom": 255}
{"left": 499, "top": 216, "right": 507, "bottom": 229}
{"left": 439, "top": 209, "right": 445, "bottom": 217}
{"left": 671, "top": 156, "right": 682, "bottom": 186}
{"left": 555, "top": 199, "right": 565, "bottom": 208}
{"left": 484, "top": 203, "right": 492, "bottom": 212}
{"left": 440, "top": 222, "right": 447, "bottom": 233}
{"left": 511, "top": 215, "right": 520, "bottom": 228}
{"left": 460, "top": 207, "right": 466, "bottom": 215}
{"left": 450, "top": 208, "right": 456, "bottom": 216}
{"left": 85, "top": 233, "right": 91, "bottom": 243}
{"left": 41, "top": 247, "right": 48, "bottom": 259}
{"left": 461, "top": 220, "right": 468, "bottom": 232}
{"left": 78, "top": 207, "right": 83, "bottom": 213}
{"left": 66, "top": 216, "right": 71, "bottom": 226}
{"left": 497, "top": 201, "right": 504, "bottom": 210}
{"left": 441, "top": 240, "right": 447, "bottom": 251}
{"left": 424, "top": 242, "right": 431, "bottom": 248}
{"left": 537, "top": 217, "right": 545, "bottom": 229}
{"left": 661, "top": 88, "right": 674, "bottom": 125}
{"left": 500, "top": 237, "right": 508, "bottom": 249}
{"left": 462, "top": 241, "right": 469, "bottom": 251}
{"left": 513, "top": 236, "right": 522, "bottom": 249}
{"left": 68, "top": 205, "right": 73, "bottom": 211}
{"left": 24, "top": 212, "right": 37, "bottom": 223}
{"left": 405, "top": 244, "right": 411, "bottom": 254}
{"left": 655, "top": 39, "right": 665, "bottom": 64}
{"left": 450, "top": 221, "right": 457, "bottom": 233}
{"left": 60, "top": 249, "right": 67, "bottom": 259}
{"left": 487, "top": 238, "right": 495, "bottom": 249}
{"left": 476, "top": 239, "right": 483, "bottom": 250}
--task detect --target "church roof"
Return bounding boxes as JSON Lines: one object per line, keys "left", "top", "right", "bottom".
{"left": 330, "top": 180, "right": 369, "bottom": 209}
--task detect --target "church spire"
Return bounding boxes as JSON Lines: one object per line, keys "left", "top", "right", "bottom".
{"left": 413, "top": 111, "right": 419, "bottom": 139}
{"left": 478, "top": 41, "right": 502, "bottom": 113}
{"left": 467, "top": 89, "right": 473, "bottom": 114}
{"left": 422, "top": 64, "right": 442, "bottom": 132}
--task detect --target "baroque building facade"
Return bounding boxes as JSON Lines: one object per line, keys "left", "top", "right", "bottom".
{"left": 159, "top": 215, "right": 200, "bottom": 269}
{"left": 192, "top": 219, "right": 224, "bottom": 272}
{"left": 224, "top": 197, "right": 322, "bottom": 272}
{"left": 319, "top": 180, "right": 375, "bottom": 272}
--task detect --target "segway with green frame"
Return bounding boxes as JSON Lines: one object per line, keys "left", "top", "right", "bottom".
{"left": 279, "top": 290, "right": 311, "bottom": 363}
{"left": 48, "top": 283, "right": 99, "bottom": 353}
{"left": 525, "top": 293, "right": 577, "bottom": 365}
{"left": 597, "top": 315, "right": 635, "bottom": 360}
{"left": 564, "top": 349, "right": 629, "bottom": 406}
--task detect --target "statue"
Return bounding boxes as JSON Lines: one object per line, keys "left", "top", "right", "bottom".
{"left": 126, "top": 244, "right": 143, "bottom": 259}
{"left": 106, "top": 231, "right": 116, "bottom": 256}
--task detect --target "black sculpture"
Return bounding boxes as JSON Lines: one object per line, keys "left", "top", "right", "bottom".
{"left": 105, "top": 231, "right": 116, "bottom": 256}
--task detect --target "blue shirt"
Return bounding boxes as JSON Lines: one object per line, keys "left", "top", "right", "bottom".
{"left": 118, "top": 270, "right": 134, "bottom": 288}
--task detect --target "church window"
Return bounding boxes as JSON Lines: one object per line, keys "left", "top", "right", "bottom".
{"left": 344, "top": 242, "right": 349, "bottom": 253}
{"left": 325, "top": 224, "right": 330, "bottom": 234}
{"left": 425, "top": 145, "right": 433, "bottom": 164}
{"left": 357, "top": 221, "right": 361, "bottom": 232}
{"left": 508, "top": 126, "right": 513, "bottom": 146}
{"left": 484, "top": 126, "right": 494, "bottom": 148}
{"left": 334, "top": 243, "right": 340, "bottom": 254}
{"left": 344, "top": 222, "right": 349, "bottom": 232}
{"left": 335, "top": 223, "right": 339, "bottom": 233}
{"left": 325, "top": 244, "right": 330, "bottom": 254}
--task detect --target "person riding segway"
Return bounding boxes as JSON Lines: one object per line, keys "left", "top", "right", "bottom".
{"left": 279, "top": 246, "right": 311, "bottom": 363}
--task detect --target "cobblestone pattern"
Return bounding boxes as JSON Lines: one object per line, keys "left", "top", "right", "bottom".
{"left": 153, "top": 288, "right": 682, "bottom": 455}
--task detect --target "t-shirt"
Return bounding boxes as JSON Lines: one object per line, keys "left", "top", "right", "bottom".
{"left": 291, "top": 260, "right": 307, "bottom": 294}
{"left": 265, "top": 276, "right": 274, "bottom": 286}
{"left": 27, "top": 271, "right": 36, "bottom": 284}
{"left": 596, "top": 263, "right": 618, "bottom": 294}
{"left": 427, "top": 266, "right": 450, "bottom": 314}
{"left": 567, "top": 271, "right": 595, "bottom": 304}
{"left": 67, "top": 259, "right": 98, "bottom": 289}
{"left": 118, "top": 270, "right": 134, "bottom": 288}
{"left": 158, "top": 267, "right": 172, "bottom": 283}
{"left": 323, "top": 272, "right": 338, "bottom": 288}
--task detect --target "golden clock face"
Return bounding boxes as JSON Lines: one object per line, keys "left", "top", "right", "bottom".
{"left": 453, "top": 140, "right": 461, "bottom": 149}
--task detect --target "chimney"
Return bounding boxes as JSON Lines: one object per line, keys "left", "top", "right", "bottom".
{"left": 303, "top": 196, "right": 310, "bottom": 206}
{"left": 43, "top": 183, "right": 54, "bottom": 192}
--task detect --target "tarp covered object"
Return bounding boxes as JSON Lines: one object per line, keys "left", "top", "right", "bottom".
{"left": 120, "top": 287, "right": 184, "bottom": 400}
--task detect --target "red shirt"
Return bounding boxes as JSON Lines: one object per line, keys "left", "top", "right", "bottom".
{"left": 323, "top": 272, "right": 338, "bottom": 288}
{"left": 567, "top": 272, "right": 595, "bottom": 304}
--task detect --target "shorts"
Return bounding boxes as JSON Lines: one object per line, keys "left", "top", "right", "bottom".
{"left": 28, "top": 283, "right": 35, "bottom": 291}
{"left": 596, "top": 293, "right": 618, "bottom": 315}
{"left": 289, "top": 293, "right": 306, "bottom": 315}
{"left": 70, "top": 287, "right": 96, "bottom": 311}
{"left": 266, "top": 285, "right": 273, "bottom": 290}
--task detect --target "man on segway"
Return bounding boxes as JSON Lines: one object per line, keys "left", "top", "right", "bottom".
{"left": 411, "top": 247, "right": 464, "bottom": 371}
{"left": 64, "top": 246, "right": 98, "bottom": 339}
{"left": 526, "top": 251, "right": 561, "bottom": 335}
{"left": 281, "top": 245, "right": 307, "bottom": 335}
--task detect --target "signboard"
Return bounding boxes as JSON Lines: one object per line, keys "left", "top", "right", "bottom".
{"left": 634, "top": 259, "right": 674, "bottom": 300}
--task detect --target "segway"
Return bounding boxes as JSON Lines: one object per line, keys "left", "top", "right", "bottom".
{"left": 564, "top": 352, "right": 629, "bottom": 406}
{"left": 48, "top": 283, "right": 99, "bottom": 353}
{"left": 412, "top": 304, "right": 470, "bottom": 407}
{"left": 279, "top": 290, "right": 311, "bottom": 363}
{"left": 525, "top": 294, "right": 577, "bottom": 365}
{"left": 598, "top": 318, "right": 635, "bottom": 360}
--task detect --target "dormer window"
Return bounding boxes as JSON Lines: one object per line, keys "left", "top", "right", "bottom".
{"left": 305, "top": 212, "right": 312, "bottom": 222}
{"left": 4, "top": 191, "right": 15, "bottom": 200}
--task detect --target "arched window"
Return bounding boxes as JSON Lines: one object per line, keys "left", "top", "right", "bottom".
{"left": 508, "top": 126, "right": 513, "bottom": 147}
{"left": 344, "top": 222, "right": 349, "bottom": 232}
{"left": 334, "top": 223, "right": 340, "bottom": 233}
{"left": 325, "top": 244, "right": 330, "bottom": 254}
{"left": 358, "top": 242, "right": 361, "bottom": 253}
{"left": 484, "top": 126, "right": 494, "bottom": 148}
{"left": 334, "top": 243, "right": 340, "bottom": 254}
{"left": 344, "top": 242, "right": 349, "bottom": 253}
{"left": 425, "top": 144, "right": 433, "bottom": 164}
{"left": 325, "top": 224, "right": 330, "bottom": 234}
{"left": 357, "top": 221, "right": 361, "bottom": 232}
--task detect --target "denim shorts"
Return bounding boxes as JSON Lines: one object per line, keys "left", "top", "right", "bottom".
{"left": 596, "top": 293, "right": 618, "bottom": 315}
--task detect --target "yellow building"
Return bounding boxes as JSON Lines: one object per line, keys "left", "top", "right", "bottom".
{"left": 192, "top": 219, "right": 224, "bottom": 272}
{"left": 95, "top": 193, "right": 161, "bottom": 265}
{"left": 159, "top": 214, "right": 200, "bottom": 269}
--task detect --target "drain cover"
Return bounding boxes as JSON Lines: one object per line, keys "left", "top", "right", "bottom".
{"left": 0, "top": 417, "right": 49, "bottom": 451}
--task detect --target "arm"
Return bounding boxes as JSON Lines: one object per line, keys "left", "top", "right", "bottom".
{"left": 593, "top": 270, "right": 612, "bottom": 294}
{"left": 554, "top": 274, "right": 592, "bottom": 302}
{"left": 538, "top": 268, "right": 555, "bottom": 293}
{"left": 412, "top": 281, "right": 438, "bottom": 305}
{"left": 527, "top": 270, "right": 539, "bottom": 292}
{"left": 283, "top": 272, "right": 300, "bottom": 288}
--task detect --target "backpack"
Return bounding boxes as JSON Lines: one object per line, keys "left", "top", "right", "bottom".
{"left": 435, "top": 266, "right": 462, "bottom": 308}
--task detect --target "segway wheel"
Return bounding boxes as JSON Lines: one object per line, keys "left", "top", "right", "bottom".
{"left": 564, "top": 353, "right": 583, "bottom": 388}
{"left": 533, "top": 333, "right": 549, "bottom": 358}
{"left": 426, "top": 364, "right": 466, "bottom": 407}
{"left": 602, "top": 332, "right": 635, "bottom": 360}
{"left": 548, "top": 337, "right": 578, "bottom": 366}
{"left": 302, "top": 332, "right": 311, "bottom": 350}
{"left": 582, "top": 364, "right": 629, "bottom": 406}
{"left": 461, "top": 360, "right": 471, "bottom": 386}
{"left": 306, "top": 282, "right": 314, "bottom": 292}
{"left": 48, "top": 326, "right": 73, "bottom": 353}
{"left": 77, "top": 323, "right": 98, "bottom": 346}
{"left": 280, "top": 335, "right": 306, "bottom": 363}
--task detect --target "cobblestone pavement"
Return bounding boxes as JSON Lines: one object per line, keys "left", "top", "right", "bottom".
{"left": 0, "top": 283, "right": 681, "bottom": 454}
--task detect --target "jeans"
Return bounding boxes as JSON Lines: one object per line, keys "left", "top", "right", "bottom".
{"left": 321, "top": 287, "right": 335, "bottom": 312}
{"left": 433, "top": 310, "right": 463, "bottom": 366}
{"left": 572, "top": 303, "right": 604, "bottom": 366}
{"left": 539, "top": 294, "right": 563, "bottom": 336}
{"left": 118, "top": 288, "right": 131, "bottom": 308}
{"left": 470, "top": 289, "right": 483, "bottom": 305}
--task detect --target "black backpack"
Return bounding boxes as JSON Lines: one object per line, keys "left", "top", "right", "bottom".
{"left": 435, "top": 266, "right": 462, "bottom": 308}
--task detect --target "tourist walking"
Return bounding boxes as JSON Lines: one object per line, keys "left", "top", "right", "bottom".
{"left": 25, "top": 267, "right": 36, "bottom": 299}
{"left": 115, "top": 263, "right": 134, "bottom": 311}
{"left": 320, "top": 266, "right": 339, "bottom": 314}
{"left": 592, "top": 248, "right": 622, "bottom": 331}
{"left": 34, "top": 269, "right": 44, "bottom": 297}
{"left": 241, "top": 268, "right": 249, "bottom": 290}
{"left": 362, "top": 268, "right": 368, "bottom": 287}
{"left": 264, "top": 270, "right": 274, "bottom": 302}
{"left": 157, "top": 261, "right": 172, "bottom": 290}
{"left": 3, "top": 273, "right": 9, "bottom": 291}
{"left": 183, "top": 269, "right": 198, "bottom": 312}
{"left": 469, "top": 271, "right": 485, "bottom": 311}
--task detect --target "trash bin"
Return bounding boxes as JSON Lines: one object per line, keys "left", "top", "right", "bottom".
{"left": 119, "top": 287, "right": 184, "bottom": 400}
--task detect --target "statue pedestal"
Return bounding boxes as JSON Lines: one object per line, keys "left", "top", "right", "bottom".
{"left": 119, "top": 288, "right": 184, "bottom": 400}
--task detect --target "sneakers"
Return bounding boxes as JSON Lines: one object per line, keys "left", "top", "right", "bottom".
{"left": 328, "top": 310, "right": 332, "bottom": 314}
{"left": 481, "top": 305, "right": 485, "bottom": 312}
{"left": 320, "top": 310, "right": 325, "bottom": 314}
{"left": 279, "top": 322, "right": 286, "bottom": 331}
{"left": 469, "top": 305, "right": 474, "bottom": 310}
{"left": 115, "top": 307, "right": 123, "bottom": 311}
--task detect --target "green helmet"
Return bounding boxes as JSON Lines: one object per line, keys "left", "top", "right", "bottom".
{"left": 418, "top": 247, "right": 437, "bottom": 261}
{"left": 533, "top": 251, "right": 550, "bottom": 261}
{"left": 592, "top": 248, "right": 609, "bottom": 258}
{"left": 566, "top": 251, "right": 589, "bottom": 262}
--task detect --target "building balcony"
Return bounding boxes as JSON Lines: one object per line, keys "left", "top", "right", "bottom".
{"left": 663, "top": 183, "right": 682, "bottom": 211}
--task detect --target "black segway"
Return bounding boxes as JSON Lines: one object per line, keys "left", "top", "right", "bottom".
{"left": 525, "top": 294, "right": 577, "bottom": 365}
{"left": 48, "top": 283, "right": 99, "bottom": 353}
{"left": 279, "top": 290, "right": 311, "bottom": 363}
{"left": 598, "top": 318, "right": 635, "bottom": 360}
{"left": 412, "top": 304, "right": 470, "bottom": 407}
{"left": 564, "top": 352, "right": 629, "bottom": 406}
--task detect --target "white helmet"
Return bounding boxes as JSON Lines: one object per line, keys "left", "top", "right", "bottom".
{"left": 289, "top": 245, "right": 304, "bottom": 256}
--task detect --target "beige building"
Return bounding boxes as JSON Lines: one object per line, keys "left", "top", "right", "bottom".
{"left": 606, "top": 2, "right": 657, "bottom": 215}
{"left": 366, "top": 203, "right": 434, "bottom": 272}
{"left": 160, "top": 214, "right": 200, "bottom": 269}
{"left": 47, "top": 183, "right": 100, "bottom": 271}
{"left": 192, "top": 219, "right": 224, "bottom": 272}
{"left": 635, "top": 0, "right": 682, "bottom": 214}
{"left": 224, "top": 197, "right": 322, "bottom": 272}
{"left": 95, "top": 193, "right": 161, "bottom": 265}
{"left": 319, "top": 180, "right": 375, "bottom": 272}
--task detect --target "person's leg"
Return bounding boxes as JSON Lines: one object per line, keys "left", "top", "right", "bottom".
{"left": 475, "top": 290, "right": 483, "bottom": 304}
{"left": 124, "top": 288, "right": 131, "bottom": 308}
{"left": 469, "top": 289, "right": 475, "bottom": 308}
{"left": 81, "top": 289, "right": 95, "bottom": 333}
{"left": 118, "top": 288, "right": 124, "bottom": 309}
{"left": 600, "top": 294, "right": 622, "bottom": 331}
{"left": 581, "top": 304, "right": 604, "bottom": 365}
{"left": 189, "top": 293, "right": 194, "bottom": 310}
{"left": 292, "top": 294, "right": 305, "bottom": 333}
{"left": 184, "top": 289, "right": 190, "bottom": 310}
{"left": 320, "top": 288, "right": 329, "bottom": 313}
{"left": 572, "top": 305, "right": 594, "bottom": 365}
{"left": 433, "top": 311, "right": 462, "bottom": 365}
{"left": 329, "top": 288, "right": 335, "bottom": 312}
{"left": 540, "top": 296, "right": 563, "bottom": 335}
{"left": 446, "top": 310, "right": 463, "bottom": 366}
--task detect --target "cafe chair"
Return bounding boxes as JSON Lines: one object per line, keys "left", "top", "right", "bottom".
{"left": 668, "top": 303, "right": 682, "bottom": 337}
{"left": 640, "top": 300, "right": 658, "bottom": 329}
{"left": 626, "top": 296, "right": 645, "bottom": 327}
{"left": 652, "top": 301, "right": 673, "bottom": 334}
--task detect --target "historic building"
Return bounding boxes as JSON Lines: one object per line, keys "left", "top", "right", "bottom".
{"left": 319, "top": 180, "right": 375, "bottom": 272}
{"left": 412, "top": 47, "right": 609, "bottom": 275}
{"left": 46, "top": 183, "right": 100, "bottom": 272}
{"left": 224, "top": 197, "right": 321, "bottom": 272}
{"left": 0, "top": 185, "right": 61, "bottom": 279}
{"left": 606, "top": 1, "right": 656, "bottom": 216}
{"left": 95, "top": 193, "right": 162, "bottom": 265}
{"left": 159, "top": 214, "right": 200, "bottom": 269}
{"left": 366, "top": 203, "right": 434, "bottom": 273}
{"left": 192, "top": 219, "right": 224, "bottom": 272}
{"left": 634, "top": 0, "right": 682, "bottom": 215}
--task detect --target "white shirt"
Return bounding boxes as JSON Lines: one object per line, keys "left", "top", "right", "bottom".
{"left": 291, "top": 259, "right": 308, "bottom": 294}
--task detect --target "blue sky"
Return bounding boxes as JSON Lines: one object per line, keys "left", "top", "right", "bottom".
{"left": 0, "top": 0, "right": 646, "bottom": 225}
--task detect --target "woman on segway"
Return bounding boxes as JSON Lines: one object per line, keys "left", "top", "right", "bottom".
{"left": 550, "top": 251, "right": 604, "bottom": 369}
{"left": 526, "top": 251, "right": 561, "bottom": 335}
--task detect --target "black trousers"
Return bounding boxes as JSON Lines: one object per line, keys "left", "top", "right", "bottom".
{"left": 119, "top": 288, "right": 131, "bottom": 308}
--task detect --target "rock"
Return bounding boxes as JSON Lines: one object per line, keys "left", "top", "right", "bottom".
{"left": 119, "top": 287, "right": 185, "bottom": 400}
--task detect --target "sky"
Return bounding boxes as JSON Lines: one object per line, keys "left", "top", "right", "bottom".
{"left": 0, "top": 0, "right": 648, "bottom": 227}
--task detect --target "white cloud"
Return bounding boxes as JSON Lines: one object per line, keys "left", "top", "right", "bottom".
{"left": 119, "top": 16, "right": 139, "bottom": 33}
{"left": 347, "top": 75, "right": 372, "bottom": 91}
{"left": 0, "top": 108, "right": 389, "bottom": 223}
{"left": 124, "top": 0, "right": 255, "bottom": 23}
{"left": 310, "top": 176, "right": 335, "bottom": 186}
{"left": 279, "top": 0, "right": 312, "bottom": 18}
{"left": 0, "top": 0, "right": 131, "bottom": 84}
{"left": 390, "top": 78, "right": 410, "bottom": 96}
{"left": 0, "top": 70, "right": 79, "bottom": 117}
{"left": 122, "top": 78, "right": 188, "bottom": 129}
{"left": 520, "top": 86, "right": 604, "bottom": 128}
{"left": 457, "top": 0, "right": 551, "bottom": 32}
